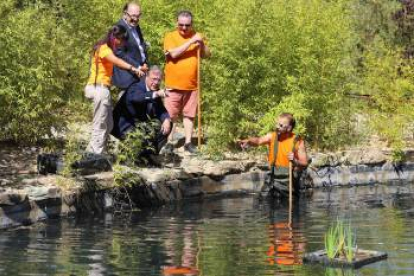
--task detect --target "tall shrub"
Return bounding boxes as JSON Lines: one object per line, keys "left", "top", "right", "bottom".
{"left": 0, "top": 2, "right": 68, "bottom": 142}
{"left": 200, "top": 0, "right": 358, "bottom": 151}
{"left": 361, "top": 40, "right": 414, "bottom": 150}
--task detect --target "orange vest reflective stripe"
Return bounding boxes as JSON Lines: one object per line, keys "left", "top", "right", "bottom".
{"left": 268, "top": 132, "right": 298, "bottom": 168}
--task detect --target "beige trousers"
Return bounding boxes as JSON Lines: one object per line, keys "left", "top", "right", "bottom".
{"left": 84, "top": 84, "right": 113, "bottom": 154}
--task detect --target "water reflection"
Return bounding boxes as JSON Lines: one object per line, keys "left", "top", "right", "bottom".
{"left": 261, "top": 200, "right": 308, "bottom": 276}
{"left": 266, "top": 222, "right": 305, "bottom": 266}
{"left": 0, "top": 183, "right": 413, "bottom": 275}
{"left": 162, "top": 223, "right": 200, "bottom": 275}
{"left": 325, "top": 267, "right": 358, "bottom": 276}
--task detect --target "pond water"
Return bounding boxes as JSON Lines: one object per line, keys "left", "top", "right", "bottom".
{"left": 1, "top": 183, "right": 414, "bottom": 276}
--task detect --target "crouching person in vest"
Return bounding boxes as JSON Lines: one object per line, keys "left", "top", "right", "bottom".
{"left": 238, "top": 113, "right": 309, "bottom": 198}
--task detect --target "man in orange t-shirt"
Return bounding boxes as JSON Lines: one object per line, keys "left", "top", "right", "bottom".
{"left": 163, "top": 10, "right": 211, "bottom": 154}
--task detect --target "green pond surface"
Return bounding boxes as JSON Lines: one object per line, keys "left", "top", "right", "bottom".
{"left": 1, "top": 182, "right": 414, "bottom": 276}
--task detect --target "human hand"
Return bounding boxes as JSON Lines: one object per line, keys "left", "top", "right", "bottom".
{"left": 131, "top": 67, "right": 146, "bottom": 78}
{"left": 287, "top": 152, "right": 295, "bottom": 162}
{"left": 237, "top": 139, "right": 250, "bottom": 150}
{"left": 136, "top": 69, "right": 146, "bottom": 78}
{"left": 191, "top": 33, "right": 203, "bottom": 45}
{"left": 157, "top": 89, "right": 168, "bottom": 98}
{"left": 141, "top": 63, "right": 149, "bottom": 73}
{"left": 161, "top": 119, "right": 171, "bottom": 135}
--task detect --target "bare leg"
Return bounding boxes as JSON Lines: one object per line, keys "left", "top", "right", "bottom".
{"left": 168, "top": 118, "right": 178, "bottom": 142}
{"left": 183, "top": 117, "right": 194, "bottom": 144}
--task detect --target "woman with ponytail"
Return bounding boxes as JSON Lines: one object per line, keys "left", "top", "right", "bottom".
{"left": 85, "top": 25, "right": 145, "bottom": 154}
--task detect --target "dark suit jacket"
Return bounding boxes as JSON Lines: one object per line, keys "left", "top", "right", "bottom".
{"left": 112, "top": 19, "right": 147, "bottom": 89}
{"left": 111, "top": 81, "right": 170, "bottom": 139}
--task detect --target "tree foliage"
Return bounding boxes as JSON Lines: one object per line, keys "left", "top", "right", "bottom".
{"left": 0, "top": 0, "right": 413, "bottom": 152}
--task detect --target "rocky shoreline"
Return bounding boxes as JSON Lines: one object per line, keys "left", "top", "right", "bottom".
{"left": 0, "top": 146, "right": 413, "bottom": 229}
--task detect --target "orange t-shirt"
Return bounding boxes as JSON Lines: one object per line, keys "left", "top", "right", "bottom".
{"left": 87, "top": 44, "right": 114, "bottom": 87}
{"left": 268, "top": 132, "right": 300, "bottom": 168}
{"left": 164, "top": 30, "right": 201, "bottom": 91}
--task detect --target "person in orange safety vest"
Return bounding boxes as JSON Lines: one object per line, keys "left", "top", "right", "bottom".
{"left": 238, "top": 113, "right": 309, "bottom": 197}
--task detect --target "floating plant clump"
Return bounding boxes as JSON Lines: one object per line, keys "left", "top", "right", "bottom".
{"left": 304, "top": 219, "right": 387, "bottom": 268}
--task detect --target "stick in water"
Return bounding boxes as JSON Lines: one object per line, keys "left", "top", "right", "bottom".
{"left": 197, "top": 47, "right": 202, "bottom": 148}
{"left": 289, "top": 161, "right": 293, "bottom": 211}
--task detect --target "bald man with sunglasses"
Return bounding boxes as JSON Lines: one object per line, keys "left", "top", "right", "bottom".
{"left": 163, "top": 10, "right": 211, "bottom": 155}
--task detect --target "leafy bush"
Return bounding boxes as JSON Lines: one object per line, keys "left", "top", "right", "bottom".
{"left": 116, "top": 121, "right": 159, "bottom": 167}
{"left": 0, "top": 2, "right": 67, "bottom": 142}
{"left": 360, "top": 39, "right": 414, "bottom": 150}
{"left": 201, "top": 0, "right": 358, "bottom": 151}
{"left": 1, "top": 0, "right": 413, "bottom": 154}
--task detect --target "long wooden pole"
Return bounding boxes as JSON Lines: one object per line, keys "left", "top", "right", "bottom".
{"left": 197, "top": 47, "right": 202, "bottom": 148}
{"left": 289, "top": 161, "right": 293, "bottom": 209}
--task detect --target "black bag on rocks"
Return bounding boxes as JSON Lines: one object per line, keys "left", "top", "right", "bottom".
{"left": 37, "top": 154, "right": 61, "bottom": 175}
{"left": 37, "top": 153, "right": 112, "bottom": 175}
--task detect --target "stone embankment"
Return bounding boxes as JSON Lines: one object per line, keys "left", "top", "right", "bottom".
{"left": 0, "top": 146, "right": 413, "bottom": 229}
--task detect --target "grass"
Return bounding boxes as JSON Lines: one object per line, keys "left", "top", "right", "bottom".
{"left": 324, "top": 219, "right": 357, "bottom": 262}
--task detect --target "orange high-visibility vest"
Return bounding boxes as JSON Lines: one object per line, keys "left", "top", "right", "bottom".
{"left": 268, "top": 132, "right": 299, "bottom": 168}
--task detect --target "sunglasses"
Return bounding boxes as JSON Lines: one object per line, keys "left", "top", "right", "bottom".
{"left": 278, "top": 123, "right": 290, "bottom": 129}
{"left": 178, "top": 23, "right": 192, "bottom": 27}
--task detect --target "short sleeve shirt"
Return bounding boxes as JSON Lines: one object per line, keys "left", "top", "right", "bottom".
{"left": 163, "top": 30, "right": 201, "bottom": 91}
{"left": 87, "top": 44, "right": 114, "bottom": 86}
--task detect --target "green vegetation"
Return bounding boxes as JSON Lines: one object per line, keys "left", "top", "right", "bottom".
{"left": 324, "top": 219, "right": 357, "bottom": 262}
{"left": 113, "top": 121, "right": 159, "bottom": 189}
{"left": 325, "top": 219, "right": 344, "bottom": 259}
{"left": 60, "top": 124, "right": 84, "bottom": 176}
{"left": 115, "top": 121, "right": 158, "bottom": 167}
{"left": 0, "top": 0, "right": 413, "bottom": 154}
{"left": 344, "top": 223, "right": 356, "bottom": 262}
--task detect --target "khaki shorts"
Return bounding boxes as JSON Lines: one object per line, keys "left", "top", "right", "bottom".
{"left": 164, "top": 89, "right": 198, "bottom": 119}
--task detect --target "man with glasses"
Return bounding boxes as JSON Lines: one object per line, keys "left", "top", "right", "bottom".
{"left": 237, "top": 113, "right": 309, "bottom": 198}
{"left": 113, "top": 2, "right": 148, "bottom": 90}
{"left": 163, "top": 10, "right": 211, "bottom": 155}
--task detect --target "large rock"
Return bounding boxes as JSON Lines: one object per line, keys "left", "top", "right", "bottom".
{"left": 311, "top": 148, "right": 388, "bottom": 167}
{"left": 341, "top": 148, "right": 387, "bottom": 166}
{"left": 311, "top": 153, "right": 338, "bottom": 167}
{"left": 182, "top": 158, "right": 206, "bottom": 176}
{"left": 203, "top": 160, "right": 244, "bottom": 179}
{"left": 138, "top": 168, "right": 170, "bottom": 183}
{"left": 0, "top": 193, "right": 28, "bottom": 206}
{"left": 25, "top": 186, "right": 61, "bottom": 201}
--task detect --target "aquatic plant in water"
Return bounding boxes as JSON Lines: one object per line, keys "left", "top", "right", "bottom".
{"left": 344, "top": 223, "right": 357, "bottom": 262}
{"left": 325, "top": 219, "right": 340, "bottom": 259}
{"left": 324, "top": 219, "right": 356, "bottom": 261}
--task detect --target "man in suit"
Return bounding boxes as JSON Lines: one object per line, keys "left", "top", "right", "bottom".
{"left": 112, "top": 2, "right": 148, "bottom": 90}
{"left": 112, "top": 66, "right": 171, "bottom": 161}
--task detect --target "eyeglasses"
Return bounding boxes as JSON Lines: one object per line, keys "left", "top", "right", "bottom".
{"left": 178, "top": 23, "right": 192, "bottom": 27}
{"left": 125, "top": 12, "right": 141, "bottom": 19}
{"left": 150, "top": 77, "right": 161, "bottom": 82}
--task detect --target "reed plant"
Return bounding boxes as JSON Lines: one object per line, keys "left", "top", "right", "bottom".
{"left": 344, "top": 223, "right": 357, "bottom": 262}
{"left": 325, "top": 225, "right": 339, "bottom": 259}
{"left": 325, "top": 219, "right": 342, "bottom": 259}
{"left": 324, "top": 219, "right": 357, "bottom": 261}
